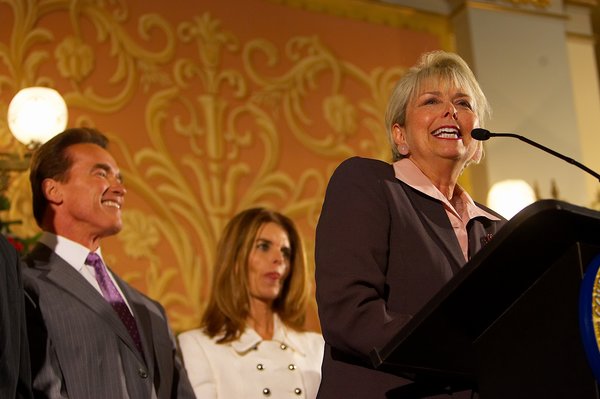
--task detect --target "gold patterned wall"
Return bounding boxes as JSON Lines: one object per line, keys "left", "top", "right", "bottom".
{"left": 0, "top": 0, "right": 450, "bottom": 332}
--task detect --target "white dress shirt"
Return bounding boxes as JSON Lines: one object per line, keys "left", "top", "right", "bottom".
{"left": 178, "top": 315, "right": 324, "bottom": 399}
{"left": 38, "top": 232, "right": 135, "bottom": 312}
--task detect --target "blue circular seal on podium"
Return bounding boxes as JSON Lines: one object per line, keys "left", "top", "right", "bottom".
{"left": 579, "top": 253, "right": 600, "bottom": 381}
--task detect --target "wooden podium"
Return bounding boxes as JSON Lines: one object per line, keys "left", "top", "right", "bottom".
{"left": 370, "top": 200, "right": 600, "bottom": 399}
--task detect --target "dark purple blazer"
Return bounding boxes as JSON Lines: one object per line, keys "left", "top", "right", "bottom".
{"left": 315, "top": 157, "right": 506, "bottom": 398}
{"left": 0, "top": 234, "right": 32, "bottom": 399}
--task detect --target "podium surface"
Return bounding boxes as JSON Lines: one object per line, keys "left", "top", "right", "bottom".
{"left": 370, "top": 200, "right": 600, "bottom": 398}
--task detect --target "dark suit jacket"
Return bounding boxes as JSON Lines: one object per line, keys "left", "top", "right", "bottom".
{"left": 0, "top": 234, "right": 32, "bottom": 399}
{"left": 22, "top": 243, "right": 195, "bottom": 399}
{"left": 315, "top": 157, "right": 506, "bottom": 398}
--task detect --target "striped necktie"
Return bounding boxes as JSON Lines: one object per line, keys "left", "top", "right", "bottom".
{"left": 85, "top": 252, "right": 144, "bottom": 355}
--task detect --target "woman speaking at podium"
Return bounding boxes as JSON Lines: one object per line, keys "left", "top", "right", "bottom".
{"left": 314, "top": 51, "right": 506, "bottom": 398}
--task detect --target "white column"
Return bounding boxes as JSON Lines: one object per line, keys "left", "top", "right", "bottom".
{"left": 452, "top": 0, "right": 591, "bottom": 208}
{"left": 565, "top": 1, "right": 600, "bottom": 207}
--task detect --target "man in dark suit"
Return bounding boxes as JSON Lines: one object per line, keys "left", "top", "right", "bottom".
{"left": 0, "top": 233, "right": 32, "bottom": 399}
{"left": 22, "top": 127, "right": 195, "bottom": 398}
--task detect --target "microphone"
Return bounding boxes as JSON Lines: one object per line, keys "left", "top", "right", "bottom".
{"left": 471, "top": 128, "right": 600, "bottom": 182}
{"left": 471, "top": 128, "right": 493, "bottom": 141}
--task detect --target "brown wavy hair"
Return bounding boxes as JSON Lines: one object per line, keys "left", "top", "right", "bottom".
{"left": 201, "top": 207, "right": 310, "bottom": 343}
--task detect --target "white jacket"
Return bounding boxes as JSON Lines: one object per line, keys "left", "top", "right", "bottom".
{"left": 178, "top": 315, "right": 324, "bottom": 399}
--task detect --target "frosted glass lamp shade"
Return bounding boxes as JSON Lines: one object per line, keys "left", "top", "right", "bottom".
{"left": 7, "top": 87, "right": 68, "bottom": 147}
{"left": 487, "top": 179, "right": 536, "bottom": 219}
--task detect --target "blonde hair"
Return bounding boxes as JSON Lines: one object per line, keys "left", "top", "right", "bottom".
{"left": 201, "top": 208, "right": 310, "bottom": 343}
{"left": 385, "top": 51, "right": 490, "bottom": 161}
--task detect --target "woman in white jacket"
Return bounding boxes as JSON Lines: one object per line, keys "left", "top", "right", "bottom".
{"left": 178, "top": 208, "right": 324, "bottom": 399}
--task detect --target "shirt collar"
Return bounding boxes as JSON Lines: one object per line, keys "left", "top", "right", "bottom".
{"left": 38, "top": 231, "right": 104, "bottom": 270}
{"left": 392, "top": 158, "right": 500, "bottom": 222}
{"left": 231, "top": 314, "right": 306, "bottom": 356}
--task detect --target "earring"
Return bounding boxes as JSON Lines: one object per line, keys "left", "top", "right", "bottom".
{"left": 399, "top": 144, "right": 409, "bottom": 156}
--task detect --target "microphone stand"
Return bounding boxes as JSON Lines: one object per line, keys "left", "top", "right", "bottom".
{"left": 487, "top": 132, "right": 600, "bottom": 182}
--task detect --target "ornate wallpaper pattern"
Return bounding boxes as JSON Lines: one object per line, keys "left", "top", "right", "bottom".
{"left": 0, "top": 0, "right": 447, "bottom": 331}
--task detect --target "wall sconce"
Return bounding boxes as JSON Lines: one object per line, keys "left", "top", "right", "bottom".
{"left": 7, "top": 86, "right": 68, "bottom": 149}
{"left": 1, "top": 85, "right": 67, "bottom": 196}
{"left": 487, "top": 179, "right": 536, "bottom": 219}
{"left": 1, "top": 87, "right": 67, "bottom": 242}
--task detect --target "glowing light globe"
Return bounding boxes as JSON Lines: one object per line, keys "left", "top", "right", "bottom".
{"left": 7, "top": 87, "right": 68, "bottom": 148}
{"left": 487, "top": 179, "right": 536, "bottom": 219}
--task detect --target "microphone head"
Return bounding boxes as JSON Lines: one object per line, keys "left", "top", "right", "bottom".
{"left": 471, "top": 128, "right": 491, "bottom": 141}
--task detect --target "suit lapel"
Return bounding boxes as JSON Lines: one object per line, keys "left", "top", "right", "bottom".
{"left": 27, "top": 244, "right": 145, "bottom": 362}
{"left": 399, "top": 184, "right": 466, "bottom": 272}
{"left": 116, "top": 278, "right": 155, "bottom": 372}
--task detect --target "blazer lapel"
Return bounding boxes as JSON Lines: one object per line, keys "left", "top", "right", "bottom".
{"left": 27, "top": 244, "right": 145, "bottom": 362}
{"left": 399, "top": 184, "right": 466, "bottom": 272}
{"left": 116, "top": 279, "right": 155, "bottom": 372}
